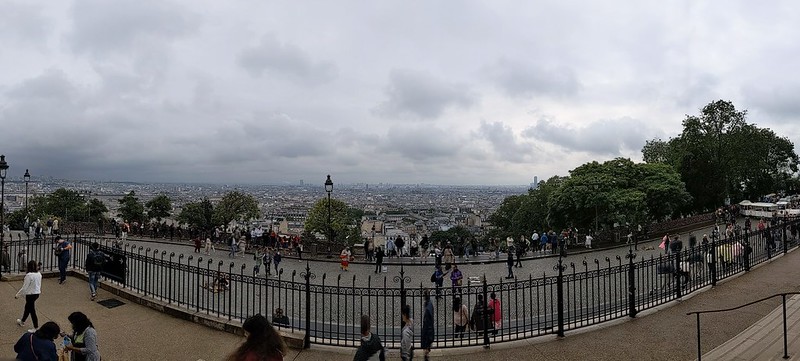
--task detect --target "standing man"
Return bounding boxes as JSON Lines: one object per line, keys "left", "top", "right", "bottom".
{"left": 421, "top": 290, "right": 434, "bottom": 361}
{"left": 531, "top": 231, "right": 539, "bottom": 254}
{"left": 54, "top": 236, "right": 72, "bottom": 284}
{"left": 374, "top": 246, "right": 385, "bottom": 274}
{"left": 273, "top": 250, "right": 282, "bottom": 275}
{"left": 432, "top": 265, "right": 448, "bottom": 299}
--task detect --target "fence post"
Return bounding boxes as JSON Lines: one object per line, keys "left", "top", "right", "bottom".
{"left": 394, "top": 265, "right": 410, "bottom": 331}
{"left": 301, "top": 262, "right": 315, "bottom": 349}
{"left": 675, "top": 253, "right": 682, "bottom": 299}
{"left": 783, "top": 221, "right": 788, "bottom": 255}
{"left": 144, "top": 248, "right": 151, "bottom": 296}
{"left": 626, "top": 245, "right": 637, "bottom": 318}
{"left": 228, "top": 262, "right": 234, "bottom": 321}
{"left": 482, "top": 273, "right": 490, "bottom": 348}
{"left": 783, "top": 294, "right": 789, "bottom": 359}
{"left": 710, "top": 236, "right": 717, "bottom": 287}
{"left": 554, "top": 248, "right": 566, "bottom": 337}
{"left": 168, "top": 252, "right": 175, "bottom": 304}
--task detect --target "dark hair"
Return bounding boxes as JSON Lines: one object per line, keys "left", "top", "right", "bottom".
{"left": 35, "top": 322, "right": 61, "bottom": 340}
{"left": 26, "top": 260, "right": 38, "bottom": 273}
{"left": 91, "top": 242, "right": 100, "bottom": 251}
{"left": 67, "top": 312, "right": 93, "bottom": 334}
{"left": 452, "top": 297, "right": 461, "bottom": 312}
{"left": 490, "top": 292, "right": 497, "bottom": 300}
{"left": 402, "top": 304, "right": 411, "bottom": 321}
{"left": 226, "top": 314, "right": 286, "bottom": 361}
{"left": 54, "top": 236, "right": 62, "bottom": 241}
{"left": 360, "top": 315, "right": 371, "bottom": 335}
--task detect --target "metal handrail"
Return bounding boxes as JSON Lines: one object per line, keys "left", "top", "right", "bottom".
{"left": 687, "top": 292, "right": 800, "bottom": 360}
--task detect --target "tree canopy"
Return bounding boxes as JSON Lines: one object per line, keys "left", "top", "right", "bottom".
{"left": 488, "top": 158, "right": 691, "bottom": 240}
{"left": 304, "top": 197, "right": 362, "bottom": 245}
{"left": 145, "top": 194, "right": 172, "bottom": 221}
{"left": 211, "top": 191, "right": 260, "bottom": 227}
{"left": 642, "top": 100, "right": 798, "bottom": 210}
{"left": 118, "top": 191, "right": 145, "bottom": 223}
{"left": 177, "top": 198, "right": 214, "bottom": 231}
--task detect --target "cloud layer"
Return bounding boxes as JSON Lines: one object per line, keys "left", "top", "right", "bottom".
{"left": 1, "top": 1, "right": 799, "bottom": 185}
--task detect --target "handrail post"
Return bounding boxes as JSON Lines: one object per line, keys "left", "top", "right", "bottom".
{"left": 783, "top": 294, "right": 789, "bottom": 359}
{"left": 696, "top": 313, "right": 702, "bottom": 361}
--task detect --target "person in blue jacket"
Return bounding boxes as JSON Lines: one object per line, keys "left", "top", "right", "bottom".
{"left": 14, "top": 321, "right": 60, "bottom": 361}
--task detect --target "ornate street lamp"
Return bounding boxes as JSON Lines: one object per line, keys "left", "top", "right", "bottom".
{"left": 0, "top": 155, "right": 8, "bottom": 244}
{"left": 23, "top": 169, "right": 30, "bottom": 217}
{"left": 325, "top": 175, "right": 333, "bottom": 258}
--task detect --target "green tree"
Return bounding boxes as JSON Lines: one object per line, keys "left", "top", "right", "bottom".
{"left": 36, "top": 188, "right": 87, "bottom": 222}
{"left": 86, "top": 198, "right": 109, "bottom": 221}
{"left": 643, "top": 100, "right": 798, "bottom": 210}
{"left": 212, "top": 191, "right": 260, "bottom": 227}
{"left": 304, "top": 198, "right": 362, "bottom": 245}
{"left": 118, "top": 191, "right": 145, "bottom": 223}
{"left": 429, "top": 226, "right": 472, "bottom": 247}
{"left": 145, "top": 194, "right": 172, "bottom": 221}
{"left": 177, "top": 198, "right": 215, "bottom": 231}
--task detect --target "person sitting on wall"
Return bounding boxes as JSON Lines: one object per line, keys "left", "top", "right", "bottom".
{"left": 272, "top": 308, "right": 290, "bottom": 326}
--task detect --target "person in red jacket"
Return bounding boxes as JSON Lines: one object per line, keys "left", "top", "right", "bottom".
{"left": 489, "top": 292, "right": 501, "bottom": 336}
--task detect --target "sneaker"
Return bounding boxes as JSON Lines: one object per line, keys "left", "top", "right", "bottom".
{"left": 16, "top": 319, "right": 23, "bottom": 327}
{"left": 27, "top": 328, "right": 36, "bottom": 333}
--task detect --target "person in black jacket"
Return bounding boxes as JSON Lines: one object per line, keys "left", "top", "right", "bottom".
{"left": 505, "top": 247, "right": 515, "bottom": 279}
{"left": 374, "top": 247, "right": 385, "bottom": 274}
{"left": 354, "top": 315, "right": 385, "bottom": 361}
{"left": 85, "top": 242, "right": 108, "bottom": 300}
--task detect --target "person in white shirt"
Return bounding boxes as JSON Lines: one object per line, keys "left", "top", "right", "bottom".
{"left": 15, "top": 260, "right": 42, "bottom": 333}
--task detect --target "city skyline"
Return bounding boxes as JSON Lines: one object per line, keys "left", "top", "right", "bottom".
{"left": 2, "top": 1, "right": 799, "bottom": 185}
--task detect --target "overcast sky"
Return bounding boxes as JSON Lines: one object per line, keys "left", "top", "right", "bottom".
{"left": 2, "top": 1, "right": 799, "bottom": 186}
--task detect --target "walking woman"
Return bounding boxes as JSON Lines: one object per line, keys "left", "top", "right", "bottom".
{"left": 15, "top": 260, "right": 42, "bottom": 333}
{"left": 226, "top": 314, "right": 287, "bottom": 361}
{"left": 64, "top": 312, "right": 100, "bottom": 361}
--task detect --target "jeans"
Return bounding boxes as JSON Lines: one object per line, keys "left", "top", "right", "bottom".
{"left": 58, "top": 257, "right": 69, "bottom": 282}
{"left": 229, "top": 246, "right": 236, "bottom": 258}
{"left": 88, "top": 271, "right": 101, "bottom": 295}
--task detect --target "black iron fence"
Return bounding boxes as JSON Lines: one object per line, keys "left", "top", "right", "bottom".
{"left": 1, "top": 218, "right": 798, "bottom": 350}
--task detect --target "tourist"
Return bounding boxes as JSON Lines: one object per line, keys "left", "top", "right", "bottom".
{"left": 585, "top": 234, "right": 593, "bottom": 249}
{"left": 401, "top": 304, "right": 414, "bottom": 361}
{"left": 505, "top": 247, "right": 514, "bottom": 279}
{"left": 539, "top": 233, "right": 548, "bottom": 253}
{"left": 433, "top": 244, "right": 443, "bottom": 268}
{"left": 661, "top": 234, "right": 670, "bottom": 255}
{"left": 386, "top": 237, "right": 396, "bottom": 258}
{"left": 15, "top": 260, "right": 42, "bottom": 333}
{"left": 85, "top": 242, "right": 108, "bottom": 301}
{"left": 421, "top": 290, "right": 434, "bottom": 361}
{"left": 193, "top": 237, "right": 202, "bottom": 253}
{"left": 340, "top": 247, "right": 352, "bottom": 271}
{"left": 431, "top": 265, "right": 448, "bottom": 299}
{"left": 469, "top": 294, "right": 491, "bottom": 333}
{"left": 410, "top": 239, "right": 418, "bottom": 259}
{"left": 489, "top": 292, "right": 501, "bottom": 335}
{"left": 238, "top": 237, "right": 247, "bottom": 258}
{"left": 14, "top": 321, "right": 60, "bottom": 361}
{"left": 229, "top": 235, "right": 237, "bottom": 259}
{"left": 449, "top": 264, "right": 463, "bottom": 293}
{"left": 354, "top": 315, "right": 385, "bottom": 361}
{"left": 226, "top": 314, "right": 287, "bottom": 361}
{"left": 395, "top": 236, "right": 406, "bottom": 257}
{"left": 374, "top": 247, "right": 384, "bottom": 274}
{"left": 121, "top": 221, "right": 130, "bottom": 241}
{"left": 262, "top": 249, "right": 273, "bottom": 277}
{"left": 272, "top": 308, "right": 289, "bottom": 326}
{"left": 54, "top": 236, "right": 72, "bottom": 284}
{"left": 442, "top": 243, "right": 455, "bottom": 269}
{"left": 514, "top": 240, "right": 524, "bottom": 268}
{"left": 64, "top": 312, "right": 100, "bottom": 361}
{"left": 452, "top": 296, "right": 469, "bottom": 339}
{"left": 204, "top": 237, "right": 213, "bottom": 255}
{"left": 531, "top": 231, "right": 539, "bottom": 253}
{"left": 273, "top": 250, "right": 282, "bottom": 275}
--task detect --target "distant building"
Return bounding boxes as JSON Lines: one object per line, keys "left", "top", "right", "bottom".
{"left": 530, "top": 176, "right": 539, "bottom": 190}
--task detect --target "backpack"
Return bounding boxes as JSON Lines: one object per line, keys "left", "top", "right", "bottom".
{"left": 91, "top": 251, "right": 106, "bottom": 268}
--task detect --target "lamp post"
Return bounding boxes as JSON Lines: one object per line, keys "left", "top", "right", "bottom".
{"left": 23, "top": 169, "right": 30, "bottom": 217}
{"left": 325, "top": 175, "right": 333, "bottom": 258}
{"left": 0, "top": 155, "right": 8, "bottom": 244}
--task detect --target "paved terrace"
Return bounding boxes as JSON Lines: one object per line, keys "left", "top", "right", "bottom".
{"left": 2, "top": 242, "right": 800, "bottom": 360}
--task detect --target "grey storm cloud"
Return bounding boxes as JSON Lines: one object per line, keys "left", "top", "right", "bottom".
{"left": 67, "top": 0, "right": 198, "bottom": 55}
{"left": 485, "top": 58, "right": 580, "bottom": 98}
{"left": 2, "top": 1, "right": 800, "bottom": 185}
{"left": 473, "top": 120, "right": 536, "bottom": 163}
{"left": 375, "top": 69, "right": 476, "bottom": 119}
{"left": 238, "top": 35, "right": 338, "bottom": 84}
{"left": 523, "top": 117, "right": 655, "bottom": 156}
